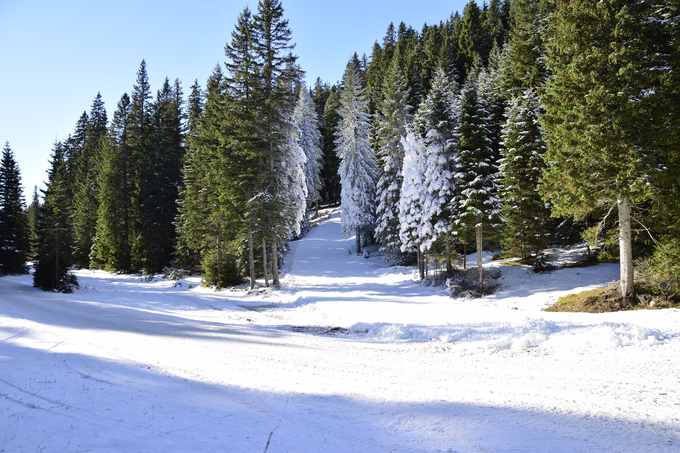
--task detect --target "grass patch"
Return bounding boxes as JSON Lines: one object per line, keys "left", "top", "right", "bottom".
{"left": 545, "top": 284, "right": 680, "bottom": 313}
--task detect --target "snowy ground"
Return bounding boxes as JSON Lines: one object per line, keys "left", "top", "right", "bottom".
{"left": 1, "top": 209, "right": 679, "bottom": 452}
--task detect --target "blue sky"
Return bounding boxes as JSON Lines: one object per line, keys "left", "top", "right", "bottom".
{"left": 0, "top": 0, "right": 471, "bottom": 197}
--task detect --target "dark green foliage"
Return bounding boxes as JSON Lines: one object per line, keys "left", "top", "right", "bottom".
{"left": 0, "top": 142, "right": 30, "bottom": 275}
{"left": 499, "top": 88, "right": 552, "bottom": 259}
{"left": 72, "top": 93, "right": 107, "bottom": 268}
{"left": 33, "top": 142, "right": 78, "bottom": 292}
{"left": 507, "top": 0, "right": 554, "bottom": 90}
{"left": 541, "top": 0, "right": 672, "bottom": 297}
{"left": 93, "top": 94, "right": 134, "bottom": 272}
{"left": 26, "top": 185, "right": 40, "bottom": 258}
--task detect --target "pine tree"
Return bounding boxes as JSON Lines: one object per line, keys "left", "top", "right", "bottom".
{"left": 507, "top": 0, "right": 554, "bottom": 90}
{"left": 72, "top": 93, "right": 107, "bottom": 268}
{"left": 0, "top": 142, "right": 30, "bottom": 275}
{"left": 414, "top": 68, "right": 459, "bottom": 271}
{"left": 26, "top": 185, "right": 40, "bottom": 258}
{"left": 253, "top": 0, "right": 300, "bottom": 286}
{"left": 33, "top": 141, "right": 78, "bottom": 292}
{"left": 458, "top": 0, "right": 484, "bottom": 76}
{"left": 176, "top": 66, "right": 242, "bottom": 287}
{"left": 542, "top": 0, "right": 672, "bottom": 298}
{"left": 452, "top": 63, "right": 502, "bottom": 294}
{"left": 293, "top": 85, "right": 323, "bottom": 213}
{"left": 127, "top": 60, "right": 155, "bottom": 272}
{"left": 336, "top": 60, "right": 377, "bottom": 254}
{"left": 223, "top": 6, "right": 266, "bottom": 289}
{"left": 135, "top": 77, "right": 184, "bottom": 273}
{"left": 322, "top": 87, "right": 342, "bottom": 202}
{"left": 499, "top": 88, "right": 552, "bottom": 260}
{"left": 93, "top": 93, "right": 134, "bottom": 272}
{"left": 374, "top": 60, "right": 411, "bottom": 256}
{"left": 398, "top": 131, "right": 428, "bottom": 278}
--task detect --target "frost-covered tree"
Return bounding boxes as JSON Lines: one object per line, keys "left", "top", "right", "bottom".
{"left": 0, "top": 142, "right": 30, "bottom": 275}
{"left": 398, "top": 131, "right": 428, "bottom": 278}
{"left": 336, "top": 60, "right": 377, "bottom": 254}
{"left": 499, "top": 88, "right": 551, "bottom": 260}
{"left": 374, "top": 59, "right": 411, "bottom": 256}
{"left": 452, "top": 62, "right": 502, "bottom": 293}
{"left": 293, "top": 86, "right": 323, "bottom": 212}
{"left": 414, "top": 67, "right": 458, "bottom": 271}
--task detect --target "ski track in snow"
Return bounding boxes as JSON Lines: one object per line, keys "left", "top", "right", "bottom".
{"left": 0, "top": 209, "right": 679, "bottom": 452}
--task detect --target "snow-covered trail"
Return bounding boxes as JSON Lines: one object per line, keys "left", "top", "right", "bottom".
{"left": 1, "top": 210, "right": 679, "bottom": 452}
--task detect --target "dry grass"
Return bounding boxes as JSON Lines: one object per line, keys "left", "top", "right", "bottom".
{"left": 544, "top": 282, "right": 680, "bottom": 313}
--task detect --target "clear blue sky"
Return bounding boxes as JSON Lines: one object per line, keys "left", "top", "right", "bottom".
{"left": 0, "top": 0, "right": 472, "bottom": 198}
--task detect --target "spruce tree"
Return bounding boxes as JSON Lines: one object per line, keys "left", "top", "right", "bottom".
{"left": 0, "top": 142, "right": 30, "bottom": 275}
{"left": 93, "top": 94, "right": 134, "bottom": 272}
{"left": 374, "top": 60, "right": 411, "bottom": 256}
{"left": 33, "top": 142, "right": 78, "bottom": 292}
{"left": 336, "top": 60, "right": 377, "bottom": 254}
{"left": 72, "top": 93, "right": 107, "bottom": 268}
{"left": 452, "top": 62, "right": 502, "bottom": 294}
{"left": 542, "top": 0, "right": 671, "bottom": 298}
{"left": 293, "top": 85, "right": 323, "bottom": 213}
{"left": 499, "top": 88, "right": 551, "bottom": 260}
{"left": 26, "top": 185, "right": 40, "bottom": 258}
{"left": 414, "top": 67, "right": 459, "bottom": 271}
{"left": 398, "top": 131, "right": 428, "bottom": 278}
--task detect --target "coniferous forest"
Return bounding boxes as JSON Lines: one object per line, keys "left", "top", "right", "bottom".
{"left": 1, "top": 0, "right": 679, "bottom": 304}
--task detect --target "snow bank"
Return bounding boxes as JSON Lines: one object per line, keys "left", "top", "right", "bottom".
{"left": 349, "top": 311, "right": 680, "bottom": 354}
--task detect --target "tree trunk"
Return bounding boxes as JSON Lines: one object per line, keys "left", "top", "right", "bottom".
{"left": 476, "top": 224, "right": 484, "bottom": 296}
{"left": 271, "top": 242, "right": 280, "bottom": 287}
{"left": 248, "top": 229, "right": 256, "bottom": 290}
{"left": 618, "top": 196, "right": 634, "bottom": 299}
{"left": 463, "top": 241, "right": 467, "bottom": 270}
{"left": 356, "top": 227, "right": 361, "bottom": 254}
{"left": 445, "top": 232, "right": 452, "bottom": 273}
{"left": 417, "top": 247, "right": 425, "bottom": 280}
{"left": 262, "top": 238, "right": 269, "bottom": 288}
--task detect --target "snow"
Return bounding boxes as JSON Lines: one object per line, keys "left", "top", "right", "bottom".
{"left": 1, "top": 209, "right": 679, "bottom": 452}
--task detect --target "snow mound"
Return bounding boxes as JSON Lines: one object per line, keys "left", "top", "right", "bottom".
{"left": 349, "top": 315, "right": 679, "bottom": 354}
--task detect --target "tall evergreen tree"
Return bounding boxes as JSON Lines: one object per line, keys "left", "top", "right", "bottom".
{"left": 72, "top": 93, "right": 107, "bottom": 268}
{"left": 452, "top": 63, "right": 502, "bottom": 293}
{"left": 33, "top": 141, "right": 78, "bottom": 292}
{"left": 374, "top": 60, "right": 411, "bottom": 256}
{"left": 398, "top": 131, "right": 428, "bottom": 278}
{"left": 253, "top": 0, "right": 300, "bottom": 286}
{"left": 499, "top": 88, "right": 552, "bottom": 260}
{"left": 0, "top": 142, "right": 30, "bottom": 275}
{"left": 415, "top": 68, "right": 459, "bottom": 271}
{"left": 93, "top": 94, "right": 134, "bottom": 271}
{"left": 293, "top": 85, "right": 323, "bottom": 212}
{"left": 26, "top": 185, "right": 40, "bottom": 258}
{"left": 223, "top": 6, "right": 265, "bottom": 289}
{"left": 542, "top": 0, "right": 672, "bottom": 298}
{"left": 336, "top": 60, "right": 378, "bottom": 254}
{"left": 127, "top": 60, "right": 155, "bottom": 272}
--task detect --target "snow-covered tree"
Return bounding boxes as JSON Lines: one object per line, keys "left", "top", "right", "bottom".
{"left": 499, "top": 88, "right": 551, "bottom": 260}
{"left": 336, "top": 60, "right": 378, "bottom": 254}
{"left": 398, "top": 131, "right": 428, "bottom": 278}
{"left": 414, "top": 67, "right": 459, "bottom": 271}
{"left": 374, "top": 59, "right": 411, "bottom": 256}
{"left": 293, "top": 86, "right": 323, "bottom": 212}
{"left": 452, "top": 62, "right": 502, "bottom": 293}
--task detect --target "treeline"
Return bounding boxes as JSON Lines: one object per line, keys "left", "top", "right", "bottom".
{"left": 323, "top": 0, "right": 679, "bottom": 299}
{"left": 1, "top": 0, "right": 678, "bottom": 300}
